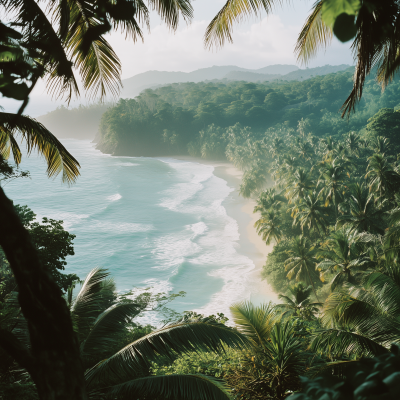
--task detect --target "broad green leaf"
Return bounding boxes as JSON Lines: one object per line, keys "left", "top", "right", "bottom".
{"left": 322, "top": 0, "right": 361, "bottom": 27}
{"left": 333, "top": 13, "right": 357, "bottom": 42}
{"left": 0, "top": 81, "right": 30, "bottom": 100}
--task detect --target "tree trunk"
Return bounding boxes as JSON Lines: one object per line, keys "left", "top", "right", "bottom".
{"left": 0, "top": 187, "right": 87, "bottom": 400}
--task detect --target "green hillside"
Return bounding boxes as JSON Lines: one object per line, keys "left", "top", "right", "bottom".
{"left": 97, "top": 69, "right": 400, "bottom": 156}
{"left": 37, "top": 103, "right": 112, "bottom": 140}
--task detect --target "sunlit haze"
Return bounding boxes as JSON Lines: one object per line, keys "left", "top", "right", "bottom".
{"left": 2, "top": 0, "right": 354, "bottom": 116}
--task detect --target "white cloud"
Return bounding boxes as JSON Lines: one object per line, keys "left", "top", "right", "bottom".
{"left": 108, "top": 14, "right": 353, "bottom": 79}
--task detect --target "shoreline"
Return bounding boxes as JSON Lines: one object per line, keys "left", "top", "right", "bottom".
{"left": 173, "top": 156, "right": 278, "bottom": 304}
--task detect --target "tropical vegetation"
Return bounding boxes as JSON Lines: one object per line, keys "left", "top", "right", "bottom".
{"left": 4, "top": 0, "right": 400, "bottom": 399}
{"left": 97, "top": 71, "right": 400, "bottom": 157}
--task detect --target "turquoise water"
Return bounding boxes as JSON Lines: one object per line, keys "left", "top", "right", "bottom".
{"left": 4, "top": 140, "right": 255, "bottom": 319}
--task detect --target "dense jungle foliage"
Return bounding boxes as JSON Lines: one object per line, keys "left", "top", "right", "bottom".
{"left": 97, "top": 68, "right": 400, "bottom": 156}
{"left": 86, "top": 68, "right": 400, "bottom": 399}
{"left": 5, "top": 116, "right": 400, "bottom": 399}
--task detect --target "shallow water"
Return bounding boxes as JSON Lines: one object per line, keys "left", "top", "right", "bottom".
{"left": 5, "top": 140, "right": 255, "bottom": 320}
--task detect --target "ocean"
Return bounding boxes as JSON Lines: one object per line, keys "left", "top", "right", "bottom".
{"left": 4, "top": 139, "right": 256, "bottom": 321}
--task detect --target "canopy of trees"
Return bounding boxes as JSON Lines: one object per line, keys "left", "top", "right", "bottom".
{"left": 98, "top": 69, "right": 400, "bottom": 157}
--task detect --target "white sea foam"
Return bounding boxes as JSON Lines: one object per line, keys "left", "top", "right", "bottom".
{"left": 159, "top": 162, "right": 215, "bottom": 211}
{"left": 151, "top": 231, "right": 200, "bottom": 271}
{"left": 156, "top": 158, "right": 256, "bottom": 318}
{"left": 190, "top": 222, "right": 208, "bottom": 238}
{"left": 197, "top": 262, "right": 255, "bottom": 320}
{"left": 84, "top": 220, "right": 153, "bottom": 234}
{"left": 107, "top": 193, "right": 122, "bottom": 201}
{"left": 129, "top": 279, "right": 174, "bottom": 326}
{"left": 35, "top": 211, "right": 90, "bottom": 230}
{"left": 115, "top": 162, "right": 139, "bottom": 167}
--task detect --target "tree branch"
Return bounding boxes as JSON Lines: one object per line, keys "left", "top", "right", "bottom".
{"left": 0, "top": 328, "right": 35, "bottom": 377}
{"left": 0, "top": 187, "right": 87, "bottom": 400}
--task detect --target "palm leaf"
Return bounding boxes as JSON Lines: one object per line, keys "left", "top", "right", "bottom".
{"left": 98, "top": 374, "right": 231, "bottom": 400}
{"left": 80, "top": 302, "right": 142, "bottom": 358}
{"left": 66, "top": 0, "right": 122, "bottom": 100}
{"left": 204, "top": 0, "right": 277, "bottom": 49}
{"left": 0, "top": 112, "right": 80, "bottom": 183}
{"left": 4, "top": 0, "right": 79, "bottom": 100}
{"left": 310, "top": 328, "right": 389, "bottom": 358}
{"left": 107, "top": 0, "right": 149, "bottom": 41}
{"left": 85, "top": 320, "right": 248, "bottom": 388}
{"left": 71, "top": 268, "right": 112, "bottom": 338}
{"left": 148, "top": 0, "right": 193, "bottom": 30}
{"left": 230, "top": 301, "right": 277, "bottom": 346}
{"left": 340, "top": 7, "right": 385, "bottom": 116}
{"left": 295, "top": 0, "right": 332, "bottom": 65}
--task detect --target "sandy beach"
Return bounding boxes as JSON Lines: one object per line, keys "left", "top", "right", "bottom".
{"left": 174, "top": 156, "right": 278, "bottom": 304}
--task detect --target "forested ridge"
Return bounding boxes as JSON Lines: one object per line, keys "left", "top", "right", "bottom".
{"left": 97, "top": 68, "right": 400, "bottom": 157}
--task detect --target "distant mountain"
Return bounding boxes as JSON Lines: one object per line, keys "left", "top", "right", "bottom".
{"left": 282, "top": 64, "right": 353, "bottom": 81}
{"left": 254, "top": 65, "right": 299, "bottom": 75}
{"left": 224, "top": 71, "right": 281, "bottom": 82}
{"left": 121, "top": 65, "right": 249, "bottom": 97}
{"left": 120, "top": 64, "right": 350, "bottom": 98}
{"left": 225, "top": 64, "right": 351, "bottom": 83}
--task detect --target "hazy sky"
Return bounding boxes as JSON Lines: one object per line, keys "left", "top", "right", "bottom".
{"left": 108, "top": 0, "right": 354, "bottom": 78}
{"left": 3, "top": 0, "right": 355, "bottom": 115}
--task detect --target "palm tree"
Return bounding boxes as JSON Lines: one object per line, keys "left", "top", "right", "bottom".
{"left": 270, "top": 137, "right": 285, "bottom": 157}
{"left": 254, "top": 209, "right": 283, "bottom": 245}
{"left": 284, "top": 236, "right": 320, "bottom": 300}
{"left": 317, "top": 229, "right": 370, "bottom": 291}
{"left": 285, "top": 168, "right": 315, "bottom": 203}
{"left": 254, "top": 188, "right": 285, "bottom": 213}
{"left": 276, "top": 283, "right": 322, "bottom": 321}
{"left": 312, "top": 265, "right": 400, "bottom": 359}
{"left": 345, "top": 131, "right": 360, "bottom": 157}
{"left": 337, "top": 182, "right": 384, "bottom": 234}
{"left": 205, "top": 1, "right": 400, "bottom": 116}
{"left": 318, "top": 158, "right": 350, "bottom": 218}
{"left": 292, "top": 191, "right": 329, "bottom": 237}
{"left": 370, "top": 136, "right": 390, "bottom": 155}
{"left": 320, "top": 136, "right": 337, "bottom": 161}
{"left": 273, "top": 155, "right": 299, "bottom": 188}
{"left": 239, "top": 162, "right": 269, "bottom": 198}
{"left": 1, "top": 0, "right": 192, "bottom": 183}
{"left": 67, "top": 268, "right": 249, "bottom": 399}
{"left": 227, "top": 302, "right": 309, "bottom": 400}
{"left": 366, "top": 153, "right": 400, "bottom": 203}
{"left": 294, "top": 137, "right": 314, "bottom": 162}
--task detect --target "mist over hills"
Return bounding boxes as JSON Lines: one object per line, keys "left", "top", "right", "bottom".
{"left": 120, "top": 64, "right": 350, "bottom": 98}
{"left": 225, "top": 64, "right": 351, "bottom": 83}
{"left": 37, "top": 64, "right": 352, "bottom": 140}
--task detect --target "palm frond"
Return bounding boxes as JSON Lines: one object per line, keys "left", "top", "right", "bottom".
{"left": 80, "top": 302, "right": 142, "bottom": 358}
{"left": 295, "top": 0, "right": 332, "bottom": 65}
{"left": 340, "top": 5, "right": 391, "bottom": 116}
{"left": 110, "top": 0, "right": 149, "bottom": 40}
{"left": 230, "top": 301, "right": 277, "bottom": 346}
{"left": 311, "top": 327, "right": 389, "bottom": 358}
{"left": 204, "top": 0, "right": 278, "bottom": 49}
{"left": 148, "top": 0, "right": 193, "bottom": 30}
{"left": 0, "top": 112, "right": 80, "bottom": 183}
{"left": 66, "top": 0, "right": 122, "bottom": 100}
{"left": 85, "top": 319, "right": 248, "bottom": 388}
{"left": 71, "top": 268, "right": 112, "bottom": 338}
{"left": 99, "top": 374, "right": 231, "bottom": 400}
{"left": 4, "top": 0, "right": 79, "bottom": 101}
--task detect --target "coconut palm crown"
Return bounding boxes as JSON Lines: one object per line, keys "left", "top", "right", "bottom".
{"left": 67, "top": 268, "right": 249, "bottom": 399}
